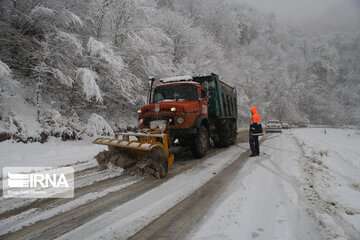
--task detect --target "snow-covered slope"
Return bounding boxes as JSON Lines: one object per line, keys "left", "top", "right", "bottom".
{"left": 0, "top": 0, "right": 359, "bottom": 140}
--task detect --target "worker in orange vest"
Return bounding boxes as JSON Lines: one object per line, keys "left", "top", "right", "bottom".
{"left": 249, "top": 106, "right": 263, "bottom": 157}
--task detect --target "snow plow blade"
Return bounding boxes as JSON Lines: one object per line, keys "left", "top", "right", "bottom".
{"left": 93, "top": 131, "right": 174, "bottom": 179}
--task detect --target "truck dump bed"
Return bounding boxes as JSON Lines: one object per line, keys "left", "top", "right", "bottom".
{"left": 193, "top": 74, "right": 237, "bottom": 121}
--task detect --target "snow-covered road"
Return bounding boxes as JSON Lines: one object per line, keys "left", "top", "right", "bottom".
{"left": 1, "top": 128, "right": 360, "bottom": 240}
{"left": 187, "top": 129, "right": 360, "bottom": 240}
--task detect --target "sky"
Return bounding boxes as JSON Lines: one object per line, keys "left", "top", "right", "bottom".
{"left": 233, "top": 0, "right": 360, "bottom": 32}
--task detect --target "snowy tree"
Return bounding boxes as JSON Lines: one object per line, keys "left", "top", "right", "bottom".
{"left": 0, "top": 59, "right": 11, "bottom": 80}
{"left": 88, "top": 0, "right": 114, "bottom": 39}
{"left": 109, "top": 0, "right": 135, "bottom": 46}
{"left": 1, "top": 0, "right": 360, "bottom": 140}
{"left": 76, "top": 68, "right": 103, "bottom": 103}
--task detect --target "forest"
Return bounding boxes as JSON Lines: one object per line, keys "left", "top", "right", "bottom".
{"left": 0, "top": 0, "right": 359, "bottom": 141}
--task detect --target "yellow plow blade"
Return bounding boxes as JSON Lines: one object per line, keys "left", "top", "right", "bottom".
{"left": 93, "top": 132, "right": 174, "bottom": 178}
{"left": 93, "top": 138, "right": 155, "bottom": 152}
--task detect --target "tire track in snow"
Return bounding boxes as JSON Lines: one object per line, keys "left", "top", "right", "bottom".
{"left": 129, "top": 138, "right": 266, "bottom": 240}
{"left": 0, "top": 167, "right": 125, "bottom": 220}
{"left": 1, "top": 130, "right": 251, "bottom": 240}
{"left": 0, "top": 175, "right": 141, "bottom": 236}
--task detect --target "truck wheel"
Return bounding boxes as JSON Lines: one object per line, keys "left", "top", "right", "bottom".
{"left": 191, "top": 126, "right": 209, "bottom": 158}
{"left": 214, "top": 120, "right": 236, "bottom": 148}
{"left": 229, "top": 120, "right": 237, "bottom": 145}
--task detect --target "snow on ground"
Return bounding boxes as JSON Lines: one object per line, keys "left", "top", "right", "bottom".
{"left": 293, "top": 128, "right": 360, "bottom": 238}
{"left": 187, "top": 129, "right": 360, "bottom": 240}
{"left": 0, "top": 173, "right": 130, "bottom": 222}
{"left": 0, "top": 167, "right": 125, "bottom": 215}
{"left": 0, "top": 138, "right": 105, "bottom": 178}
{"left": 57, "top": 143, "right": 250, "bottom": 240}
{"left": 74, "top": 168, "right": 124, "bottom": 189}
{"left": 0, "top": 138, "right": 106, "bottom": 214}
{"left": 1, "top": 128, "right": 359, "bottom": 239}
{"left": 0, "top": 176, "right": 141, "bottom": 236}
{"left": 187, "top": 132, "right": 321, "bottom": 240}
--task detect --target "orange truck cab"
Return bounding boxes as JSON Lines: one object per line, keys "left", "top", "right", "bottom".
{"left": 138, "top": 74, "right": 237, "bottom": 158}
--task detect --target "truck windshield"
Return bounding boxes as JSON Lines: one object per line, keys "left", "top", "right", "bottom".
{"left": 153, "top": 84, "right": 198, "bottom": 103}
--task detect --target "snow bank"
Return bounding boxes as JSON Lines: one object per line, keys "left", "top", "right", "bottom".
{"left": 293, "top": 128, "right": 360, "bottom": 238}
{"left": 76, "top": 68, "right": 103, "bottom": 103}
{"left": 0, "top": 59, "right": 11, "bottom": 79}
{"left": 86, "top": 114, "right": 114, "bottom": 137}
{"left": 0, "top": 139, "right": 105, "bottom": 177}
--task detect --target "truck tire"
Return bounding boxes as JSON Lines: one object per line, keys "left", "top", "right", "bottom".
{"left": 229, "top": 120, "right": 237, "bottom": 145}
{"left": 191, "top": 126, "right": 209, "bottom": 158}
{"left": 214, "top": 120, "right": 236, "bottom": 148}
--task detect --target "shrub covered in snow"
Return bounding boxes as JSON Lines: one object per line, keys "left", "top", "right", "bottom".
{"left": 0, "top": 60, "right": 11, "bottom": 80}
{"left": 86, "top": 113, "right": 114, "bottom": 137}
{"left": 58, "top": 10, "right": 83, "bottom": 29}
{"left": 76, "top": 68, "right": 103, "bottom": 103}
{"left": 28, "top": 6, "right": 57, "bottom": 34}
{"left": 30, "top": 7, "right": 83, "bottom": 32}
{"left": 52, "top": 68, "right": 74, "bottom": 87}
{"left": 54, "top": 31, "right": 83, "bottom": 57}
{"left": 40, "top": 109, "right": 83, "bottom": 141}
{"left": 1, "top": 114, "right": 43, "bottom": 143}
{"left": 30, "top": 6, "right": 55, "bottom": 19}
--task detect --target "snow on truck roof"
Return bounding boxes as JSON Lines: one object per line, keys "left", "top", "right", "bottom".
{"left": 159, "top": 75, "right": 193, "bottom": 82}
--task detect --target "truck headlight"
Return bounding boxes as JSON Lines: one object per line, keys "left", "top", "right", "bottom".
{"left": 176, "top": 117, "right": 184, "bottom": 124}
{"left": 139, "top": 118, "right": 144, "bottom": 125}
{"left": 170, "top": 107, "right": 176, "bottom": 112}
{"left": 137, "top": 109, "right": 142, "bottom": 114}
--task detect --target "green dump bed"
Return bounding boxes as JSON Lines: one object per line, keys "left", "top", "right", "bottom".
{"left": 193, "top": 74, "right": 237, "bottom": 121}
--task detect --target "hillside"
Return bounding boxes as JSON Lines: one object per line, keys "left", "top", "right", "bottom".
{"left": 0, "top": 0, "right": 359, "bottom": 141}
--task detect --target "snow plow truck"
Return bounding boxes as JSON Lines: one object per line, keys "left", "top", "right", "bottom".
{"left": 94, "top": 73, "right": 238, "bottom": 178}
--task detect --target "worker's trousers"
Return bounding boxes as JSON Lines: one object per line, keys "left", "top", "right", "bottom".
{"left": 249, "top": 135, "right": 259, "bottom": 155}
